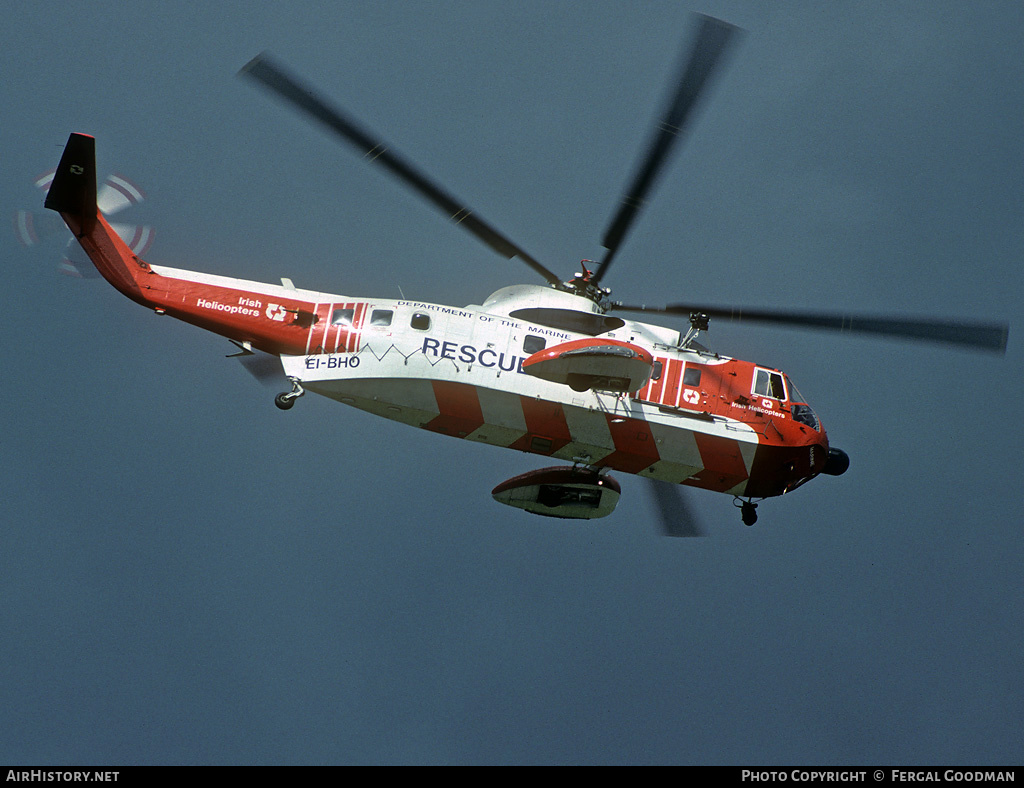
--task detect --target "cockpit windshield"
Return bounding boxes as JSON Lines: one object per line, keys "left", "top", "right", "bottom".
{"left": 785, "top": 375, "right": 820, "bottom": 431}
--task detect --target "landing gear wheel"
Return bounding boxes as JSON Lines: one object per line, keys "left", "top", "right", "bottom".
{"left": 274, "top": 376, "right": 305, "bottom": 411}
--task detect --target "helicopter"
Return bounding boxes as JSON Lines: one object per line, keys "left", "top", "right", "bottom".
{"left": 44, "top": 15, "right": 1007, "bottom": 533}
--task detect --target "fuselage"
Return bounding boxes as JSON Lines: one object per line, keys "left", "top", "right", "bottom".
{"left": 136, "top": 259, "right": 833, "bottom": 500}
{"left": 45, "top": 131, "right": 833, "bottom": 504}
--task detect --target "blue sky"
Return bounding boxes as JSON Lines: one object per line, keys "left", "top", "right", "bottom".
{"left": 2, "top": 0, "right": 1022, "bottom": 765}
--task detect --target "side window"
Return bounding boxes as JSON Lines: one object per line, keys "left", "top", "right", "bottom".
{"left": 410, "top": 312, "right": 431, "bottom": 330}
{"left": 753, "top": 368, "right": 786, "bottom": 400}
{"left": 370, "top": 309, "right": 393, "bottom": 326}
{"left": 651, "top": 361, "right": 663, "bottom": 381}
{"left": 683, "top": 366, "right": 701, "bottom": 386}
{"left": 523, "top": 335, "right": 546, "bottom": 355}
{"left": 331, "top": 308, "right": 354, "bottom": 326}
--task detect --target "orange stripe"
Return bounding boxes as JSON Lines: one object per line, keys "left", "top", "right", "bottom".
{"left": 424, "top": 381, "right": 484, "bottom": 438}
{"left": 321, "top": 301, "right": 334, "bottom": 351}
{"left": 326, "top": 301, "right": 339, "bottom": 352}
{"left": 598, "top": 414, "right": 660, "bottom": 474}
{"left": 309, "top": 301, "right": 331, "bottom": 354}
{"left": 509, "top": 397, "right": 573, "bottom": 454}
{"left": 688, "top": 433, "right": 748, "bottom": 492}
{"left": 661, "top": 358, "right": 683, "bottom": 406}
{"left": 322, "top": 302, "right": 335, "bottom": 351}
{"left": 356, "top": 302, "right": 368, "bottom": 347}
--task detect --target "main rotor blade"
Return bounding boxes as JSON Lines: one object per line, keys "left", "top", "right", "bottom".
{"left": 595, "top": 15, "right": 740, "bottom": 285}
{"left": 649, "top": 479, "right": 704, "bottom": 537}
{"left": 240, "top": 53, "right": 562, "bottom": 286}
{"left": 612, "top": 303, "right": 1009, "bottom": 353}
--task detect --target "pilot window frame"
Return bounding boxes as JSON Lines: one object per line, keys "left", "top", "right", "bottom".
{"left": 752, "top": 367, "right": 787, "bottom": 400}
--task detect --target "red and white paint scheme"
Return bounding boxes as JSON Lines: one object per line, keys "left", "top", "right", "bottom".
{"left": 45, "top": 21, "right": 1006, "bottom": 529}
{"left": 45, "top": 133, "right": 849, "bottom": 527}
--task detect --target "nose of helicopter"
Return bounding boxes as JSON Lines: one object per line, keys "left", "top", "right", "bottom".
{"left": 822, "top": 447, "right": 850, "bottom": 476}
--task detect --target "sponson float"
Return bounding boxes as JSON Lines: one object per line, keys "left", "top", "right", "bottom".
{"left": 522, "top": 338, "right": 656, "bottom": 394}
{"left": 492, "top": 467, "right": 622, "bottom": 520}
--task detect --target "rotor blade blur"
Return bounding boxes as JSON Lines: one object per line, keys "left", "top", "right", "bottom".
{"left": 595, "top": 15, "right": 740, "bottom": 284}
{"left": 239, "top": 53, "right": 562, "bottom": 286}
{"left": 650, "top": 479, "right": 704, "bottom": 537}
{"left": 612, "top": 303, "right": 1009, "bottom": 353}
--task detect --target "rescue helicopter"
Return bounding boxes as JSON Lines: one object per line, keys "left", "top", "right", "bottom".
{"left": 44, "top": 15, "right": 1008, "bottom": 533}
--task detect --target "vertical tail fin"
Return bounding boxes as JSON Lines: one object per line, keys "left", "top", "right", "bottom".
{"left": 44, "top": 134, "right": 98, "bottom": 232}
{"left": 46, "top": 134, "right": 149, "bottom": 301}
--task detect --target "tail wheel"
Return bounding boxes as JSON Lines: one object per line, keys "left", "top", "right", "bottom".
{"left": 274, "top": 393, "right": 295, "bottom": 410}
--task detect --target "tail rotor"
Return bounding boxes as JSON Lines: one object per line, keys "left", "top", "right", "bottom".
{"left": 15, "top": 168, "right": 154, "bottom": 277}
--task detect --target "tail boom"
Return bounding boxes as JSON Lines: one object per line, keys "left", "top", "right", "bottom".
{"left": 45, "top": 133, "right": 334, "bottom": 356}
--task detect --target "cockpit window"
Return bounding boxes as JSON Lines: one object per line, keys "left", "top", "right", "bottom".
{"left": 753, "top": 368, "right": 786, "bottom": 400}
{"left": 791, "top": 403, "right": 820, "bottom": 431}
{"left": 785, "top": 375, "right": 820, "bottom": 431}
